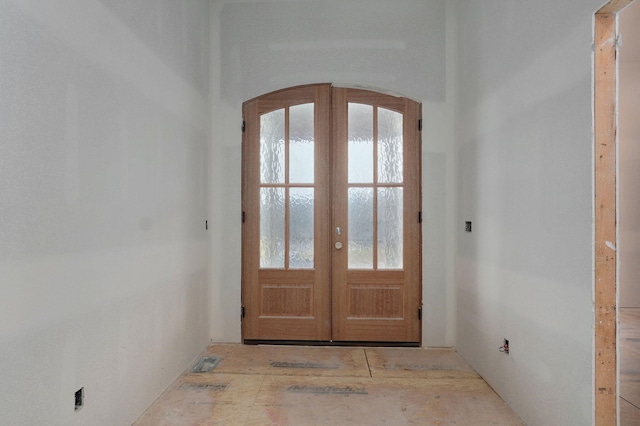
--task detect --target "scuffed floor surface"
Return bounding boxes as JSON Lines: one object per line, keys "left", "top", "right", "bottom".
{"left": 133, "top": 345, "right": 525, "bottom": 425}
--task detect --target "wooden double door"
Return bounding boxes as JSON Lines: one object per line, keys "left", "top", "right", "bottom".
{"left": 242, "top": 84, "right": 421, "bottom": 344}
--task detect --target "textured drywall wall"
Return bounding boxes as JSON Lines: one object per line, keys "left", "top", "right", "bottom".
{"left": 454, "top": 1, "right": 601, "bottom": 424}
{"left": 209, "top": 0, "right": 454, "bottom": 346}
{"left": 219, "top": 0, "right": 445, "bottom": 106}
{"left": 619, "top": 1, "right": 640, "bottom": 308}
{"left": 0, "top": 1, "right": 210, "bottom": 425}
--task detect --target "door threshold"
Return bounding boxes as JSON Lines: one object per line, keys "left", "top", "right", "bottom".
{"left": 243, "top": 339, "right": 420, "bottom": 348}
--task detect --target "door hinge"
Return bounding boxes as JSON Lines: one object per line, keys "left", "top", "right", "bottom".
{"left": 242, "top": 121, "right": 246, "bottom": 133}
{"left": 418, "top": 211, "right": 422, "bottom": 223}
{"left": 418, "top": 306, "right": 422, "bottom": 320}
{"left": 418, "top": 119, "right": 422, "bottom": 131}
{"left": 242, "top": 211, "right": 246, "bottom": 223}
{"left": 241, "top": 306, "right": 245, "bottom": 319}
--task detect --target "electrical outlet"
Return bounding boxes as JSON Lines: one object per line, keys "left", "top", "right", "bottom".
{"left": 465, "top": 221, "right": 472, "bottom": 232}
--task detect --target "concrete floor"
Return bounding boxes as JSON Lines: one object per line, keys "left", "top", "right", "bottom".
{"left": 133, "top": 345, "right": 524, "bottom": 425}
{"left": 621, "top": 308, "right": 640, "bottom": 425}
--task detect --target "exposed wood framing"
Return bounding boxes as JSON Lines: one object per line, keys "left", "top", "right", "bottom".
{"left": 594, "top": 9, "right": 619, "bottom": 426}
{"left": 598, "top": 0, "right": 633, "bottom": 14}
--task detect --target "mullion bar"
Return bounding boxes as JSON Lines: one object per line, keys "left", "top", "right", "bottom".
{"left": 373, "top": 105, "right": 379, "bottom": 271}
{"left": 284, "top": 107, "right": 290, "bottom": 270}
{"left": 262, "top": 183, "right": 317, "bottom": 187}
{"left": 345, "top": 183, "right": 402, "bottom": 188}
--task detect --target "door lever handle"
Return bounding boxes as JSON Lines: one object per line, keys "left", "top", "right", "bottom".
{"left": 335, "top": 227, "right": 342, "bottom": 235}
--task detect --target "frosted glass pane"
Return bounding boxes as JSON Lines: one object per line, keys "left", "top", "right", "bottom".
{"left": 260, "top": 109, "right": 285, "bottom": 183}
{"left": 378, "top": 108, "right": 403, "bottom": 183}
{"left": 289, "top": 103, "right": 314, "bottom": 184}
{"left": 378, "top": 188, "right": 403, "bottom": 269}
{"left": 348, "top": 187, "right": 374, "bottom": 269}
{"left": 260, "top": 187, "right": 285, "bottom": 268}
{"left": 348, "top": 103, "right": 373, "bottom": 183}
{"left": 289, "top": 188, "right": 314, "bottom": 268}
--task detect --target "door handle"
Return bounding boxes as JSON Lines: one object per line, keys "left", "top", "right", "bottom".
{"left": 335, "top": 242, "right": 343, "bottom": 250}
{"left": 335, "top": 227, "right": 342, "bottom": 235}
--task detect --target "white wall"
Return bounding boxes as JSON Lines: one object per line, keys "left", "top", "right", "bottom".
{"left": 619, "top": 0, "right": 640, "bottom": 308}
{"left": 209, "top": 0, "right": 456, "bottom": 347}
{"left": 454, "top": 1, "right": 601, "bottom": 424}
{"left": 0, "top": 1, "right": 211, "bottom": 425}
{"left": 0, "top": 1, "right": 608, "bottom": 424}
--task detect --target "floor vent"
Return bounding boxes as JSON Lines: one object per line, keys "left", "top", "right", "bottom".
{"left": 191, "top": 356, "right": 221, "bottom": 373}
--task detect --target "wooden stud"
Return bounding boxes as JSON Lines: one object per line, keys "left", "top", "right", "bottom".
{"left": 598, "top": 0, "right": 633, "bottom": 14}
{"left": 594, "top": 8, "right": 620, "bottom": 426}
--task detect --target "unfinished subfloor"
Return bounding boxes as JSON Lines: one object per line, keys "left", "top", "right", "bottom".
{"left": 133, "top": 345, "right": 524, "bottom": 425}
{"left": 621, "top": 308, "right": 640, "bottom": 425}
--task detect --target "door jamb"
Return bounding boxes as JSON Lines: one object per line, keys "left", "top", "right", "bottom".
{"left": 240, "top": 84, "right": 422, "bottom": 344}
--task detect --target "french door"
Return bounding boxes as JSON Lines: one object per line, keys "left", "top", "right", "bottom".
{"left": 242, "top": 84, "right": 421, "bottom": 344}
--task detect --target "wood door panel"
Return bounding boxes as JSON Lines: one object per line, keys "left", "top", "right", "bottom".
{"left": 258, "top": 269, "right": 316, "bottom": 318}
{"left": 348, "top": 286, "right": 404, "bottom": 319}
{"left": 334, "top": 321, "right": 415, "bottom": 343}
{"left": 248, "top": 317, "right": 326, "bottom": 341}
{"left": 261, "top": 285, "right": 313, "bottom": 317}
{"left": 346, "top": 271, "right": 406, "bottom": 320}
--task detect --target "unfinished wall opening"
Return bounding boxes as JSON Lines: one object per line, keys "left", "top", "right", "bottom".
{"left": 594, "top": 0, "right": 635, "bottom": 424}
